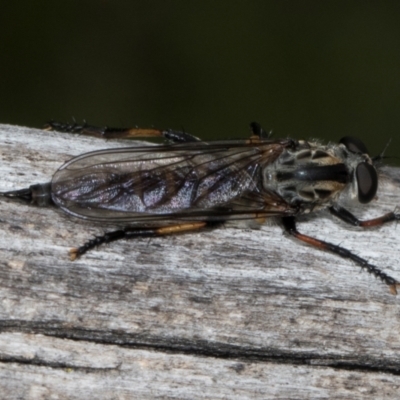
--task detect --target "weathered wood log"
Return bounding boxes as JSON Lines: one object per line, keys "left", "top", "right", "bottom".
{"left": 0, "top": 124, "right": 400, "bottom": 399}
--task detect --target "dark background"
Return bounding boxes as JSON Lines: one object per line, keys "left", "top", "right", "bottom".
{"left": 1, "top": 1, "right": 400, "bottom": 162}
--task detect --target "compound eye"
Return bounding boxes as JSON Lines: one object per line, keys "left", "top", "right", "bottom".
{"left": 340, "top": 136, "right": 369, "bottom": 154}
{"left": 356, "top": 162, "right": 378, "bottom": 203}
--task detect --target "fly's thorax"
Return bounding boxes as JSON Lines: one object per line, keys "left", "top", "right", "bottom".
{"left": 261, "top": 140, "right": 376, "bottom": 211}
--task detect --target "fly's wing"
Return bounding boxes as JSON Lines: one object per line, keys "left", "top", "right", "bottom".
{"left": 51, "top": 140, "right": 296, "bottom": 223}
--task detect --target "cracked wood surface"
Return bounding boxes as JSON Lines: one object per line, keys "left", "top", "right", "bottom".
{"left": 0, "top": 124, "right": 400, "bottom": 399}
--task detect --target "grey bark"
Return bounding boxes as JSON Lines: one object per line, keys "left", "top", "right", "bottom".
{"left": 0, "top": 124, "right": 400, "bottom": 399}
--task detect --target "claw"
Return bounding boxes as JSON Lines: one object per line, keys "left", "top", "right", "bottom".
{"left": 389, "top": 283, "right": 400, "bottom": 296}
{"left": 69, "top": 248, "right": 79, "bottom": 261}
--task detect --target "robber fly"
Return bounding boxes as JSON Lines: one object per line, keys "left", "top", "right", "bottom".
{"left": 1, "top": 121, "right": 399, "bottom": 294}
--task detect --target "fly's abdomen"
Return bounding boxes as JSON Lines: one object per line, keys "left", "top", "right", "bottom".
{"left": 52, "top": 165, "right": 200, "bottom": 215}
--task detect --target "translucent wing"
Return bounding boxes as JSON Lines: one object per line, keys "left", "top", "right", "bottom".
{"left": 51, "top": 140, "right": 296, "bottom": 222}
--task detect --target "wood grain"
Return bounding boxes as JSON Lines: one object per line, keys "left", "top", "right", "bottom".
{"left": 0, "top": 124, "right": 400, "bottom": 399}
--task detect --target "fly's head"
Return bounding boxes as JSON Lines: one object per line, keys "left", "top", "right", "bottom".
{"left": 336, "top": 136, "right": 378, "bottom": 204}
{"left": 262, "top": 137, "right": 378, "bottom": 212}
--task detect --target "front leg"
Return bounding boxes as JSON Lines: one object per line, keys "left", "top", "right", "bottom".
{"left": 329, "top": 205, "right": 400, "bottom": 227}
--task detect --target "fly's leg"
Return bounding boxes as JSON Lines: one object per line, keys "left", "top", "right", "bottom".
{"left": 249, "top": 122, "right": 272, "bottom": 139}
{"left": 69, "top": 221, "right": 220, "bottom": 260}
{"left": 45, "top": 121, "right": 201, "bottom": 143}
{"left": 281, "top": 216, "right": 400, "bottom": 295}
{"left": 329, "top": 205, "right": 400, "bottom": 227}
{"left": 161, "top": 129, "right": 202, "bottom": 143}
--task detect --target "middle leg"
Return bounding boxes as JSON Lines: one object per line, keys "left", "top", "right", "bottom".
{"left": 281, "top": 216, "right": 400, "bottom": 294}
